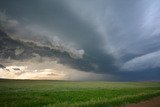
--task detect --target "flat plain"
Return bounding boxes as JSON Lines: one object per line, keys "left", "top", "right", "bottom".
{"left": 0, "top": 79, "right": 160, "bottom": 107}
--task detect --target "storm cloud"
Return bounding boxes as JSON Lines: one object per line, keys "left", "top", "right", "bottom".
{"left": 0, "top": 0, "right": 160, "bottom": 81}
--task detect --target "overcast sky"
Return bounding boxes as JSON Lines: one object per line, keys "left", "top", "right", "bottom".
{"left": 0, "top": 0, "right": 160, "bottom": 81}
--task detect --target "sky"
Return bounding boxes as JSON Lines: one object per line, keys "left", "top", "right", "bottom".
{"left": 0, "top": 0, "right": 160, "bottom": 81}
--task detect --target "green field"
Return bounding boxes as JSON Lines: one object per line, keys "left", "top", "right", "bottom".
{"left": 0, "top": 79, "right": 160, "bottom": 107}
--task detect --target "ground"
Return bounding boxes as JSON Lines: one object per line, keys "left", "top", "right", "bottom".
{"left": 0, "top": 79, "right": 160, "bottom": 107}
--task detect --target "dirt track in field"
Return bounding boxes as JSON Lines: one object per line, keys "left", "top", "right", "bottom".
{"left": 122, "top": 96, "right": 160, "bottom": 107}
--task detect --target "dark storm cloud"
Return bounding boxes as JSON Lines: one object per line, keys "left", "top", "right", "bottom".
{"left": 0, "top": 0, "right": 102, "bottom": 48}
{"left": 0, "top": 0, "right": 160, "bottom": 81}
{"left": 0, "top": 0, "right": 117, "bottom": 73}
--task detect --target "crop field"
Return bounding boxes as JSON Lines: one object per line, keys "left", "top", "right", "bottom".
{"left": 0, "top": 79, "right": 160, "bottom": 107}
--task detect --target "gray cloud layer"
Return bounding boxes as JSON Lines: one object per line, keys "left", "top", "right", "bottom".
{"left": 0, "top": 0, "right": 160, "bottom": 81}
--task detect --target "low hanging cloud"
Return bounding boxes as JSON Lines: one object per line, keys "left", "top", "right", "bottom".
{"left": 121, "top": 51, "right": 160, "bottom": 71}
{"left": 0, "top": 11, "right": 84, "bottom": 59}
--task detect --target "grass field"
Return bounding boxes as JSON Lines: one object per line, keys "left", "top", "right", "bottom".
{"left": 0, "top": 79, "right": 160, "bottom": 107}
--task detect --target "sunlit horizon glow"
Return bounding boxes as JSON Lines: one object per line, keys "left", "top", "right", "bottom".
{"left": 0, "top": 58, "right": 111, "bottom": 80}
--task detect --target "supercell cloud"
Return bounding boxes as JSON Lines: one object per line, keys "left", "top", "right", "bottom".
{"left": 0, "top": 0, "right": 160, "bottom": 81}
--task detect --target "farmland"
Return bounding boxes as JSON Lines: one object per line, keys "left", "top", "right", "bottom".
{"left": 0, "top": 79, "right": 160, "bottom": 107}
